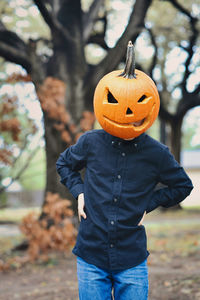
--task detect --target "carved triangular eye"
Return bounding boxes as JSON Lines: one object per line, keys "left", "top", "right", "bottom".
{"left": 138, "top": 95, "right": 147, "bottom": 103}
{"left": 108, "top": 91, "right": 118, "bottom": 103}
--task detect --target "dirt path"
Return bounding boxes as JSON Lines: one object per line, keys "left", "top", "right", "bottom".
{"left": 1, "top": 211, "right": 200, "bottom": 299}
{"left": 0, "top": 252, "right": 200, "bottom": 300}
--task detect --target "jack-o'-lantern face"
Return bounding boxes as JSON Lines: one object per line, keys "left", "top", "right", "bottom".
{"left": 93, "top": 42, "right": 160, "bottom": 140}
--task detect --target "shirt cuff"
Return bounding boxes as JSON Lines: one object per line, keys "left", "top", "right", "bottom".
{"left": 70, "top": 184, "right": 84, "bottom": 200}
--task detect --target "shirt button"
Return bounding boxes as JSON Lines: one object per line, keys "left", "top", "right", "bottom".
{"left": 110, "top": 244, "right": 114, "bottom": 248}
{"left": 118, "top": 142, "right": 121, "bottom": 146}
{"left": 117, "top": 174, "right": 121, "bottom": 179}
{"left": 112, "top": 141, "right": 114, "bottom": 145}
{"left": 135, "top": 143, "right": 137, "bottom": 147}
{"left": 111, "top": 221, "right": 115, "bottom": 225}
{"left": 122, "top": 152, "right": 125, "bottom": 157}
{"left": 114, "top": 198, "right": 118, "bottom": 203}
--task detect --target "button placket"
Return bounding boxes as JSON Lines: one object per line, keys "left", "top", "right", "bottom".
{"left": 108, "top": 142, "right": 126, "bottom": 269}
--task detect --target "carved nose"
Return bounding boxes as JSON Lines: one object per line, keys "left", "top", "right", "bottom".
{"left": 126, "top": 107, "right": 133, "bottom": 115}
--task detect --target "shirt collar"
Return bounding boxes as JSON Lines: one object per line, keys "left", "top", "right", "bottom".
{"left": 102, "top": 130, "right": 147, "bottom": 150}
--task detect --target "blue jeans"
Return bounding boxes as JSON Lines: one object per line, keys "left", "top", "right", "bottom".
{"left": 77, "top": 256, "right": 148, "bottom": 300}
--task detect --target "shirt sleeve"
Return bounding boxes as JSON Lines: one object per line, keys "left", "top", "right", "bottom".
{"left": 56, "top": 133, "right": 88, "bottom": 199}
{"left": 146, "top": 147, "right": 193, "bottom": 213}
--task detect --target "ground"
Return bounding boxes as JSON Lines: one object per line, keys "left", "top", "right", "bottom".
{"left": 0, "top": 209, "right": 200, "bottom": 300}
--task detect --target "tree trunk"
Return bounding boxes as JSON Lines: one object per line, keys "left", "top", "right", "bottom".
{"left": 160, "top": 118, "right": 166, "bottom": 145}
{"left": 170, "top": 117, "right": 183, "bottom": 164}
{"left": 168, "top": 117, "right": 183, "bottom": 210}
{"left": 43, "top": 114, "right": 74, "bottom": 193}
{"left": 42, "top": 66, "right": 91, "bottom": 213}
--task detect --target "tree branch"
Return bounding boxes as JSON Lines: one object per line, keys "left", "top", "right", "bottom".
{"left": 166, "top": 0, "right": 192, "bottom": 18}
{"left": 87, "top": 34, "right": 109, "bottom": 50}
{"left": 146, "top": 26, "right": 158, "bottom": 78}
{"left": 84, "top": 0, "right": 152, "bottom": 109}
{"left": 177, "top": 94, "right": 200, "bottom": 119}
{"left": 0, "top": 145, "right": 40, "bottom": 194}
{"left": 182, "top": 19, "right": 198, "bottom": 93}
{"left": 0, "top": 21, "right": 27, "bottom": 51}
{"left": 167, "top": 0, "right": 199, "bottom": 93}
{"left": 159, "top": 102, "right": 174, "bottom": 123}
{"left": 91, "top": 0, "right": 152, "bottom": 82}
{"left": 33, "top": 0, "right": 56, "bottom": 31}
{"left": 0, "top": 41, "right": 31, "bottom": 72}
{"left": 0, "top": 21, "right": 31, "bottom": 71}
{"left": 33, "top": 0, "right": 74, "bottom": 43}
{"left": 86, "top": 12, "right": 109, "bottom": 51}
{"left": 192, "top": 83, "right": 200, "bottom": 96}
{"left": 83, "top": 0, "right": 104, "bottom": 43}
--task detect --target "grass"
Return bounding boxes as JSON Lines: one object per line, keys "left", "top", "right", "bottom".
{"left": 0, "top": 235, "right": 24, "bottom": 254}
{"left": 0, "top": 207, "right": 41, "bottom": 223}
{"left": 146, "top": 223, "right": 200, "bottom": 257}
{"left": 183, "top": 206, "right": 200, "bottom": 211}
{"left": 145, "top": 206, "right": 200, "bottom": 220}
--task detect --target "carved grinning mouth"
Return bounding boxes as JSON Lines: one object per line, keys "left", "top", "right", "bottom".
{"left": 104, "top": 116, "right": 146, "bottom": 127}
{"left": 131, "top": 119, "right": 145, "bottom": 127}
{"left": 103, "top": 104, "right": 155, "bottom": 129}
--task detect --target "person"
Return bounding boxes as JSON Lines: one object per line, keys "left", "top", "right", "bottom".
{"left": 56, "top": 42, "right": 193, "bottom": 300}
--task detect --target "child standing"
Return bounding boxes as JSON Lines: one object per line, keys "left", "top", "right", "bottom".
{"left": 56, "top": 42, "right": 193, "bottom": 300}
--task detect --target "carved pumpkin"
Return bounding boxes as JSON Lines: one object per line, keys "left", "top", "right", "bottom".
{"left": 93, "top": 41, "right": 160, "bottom": 140}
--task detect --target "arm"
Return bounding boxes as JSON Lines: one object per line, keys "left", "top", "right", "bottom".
{"left": 146, "top": 147, "right": 193, "bottom": 213}
{"left": 56, "top": 133, "right": 88, "bottom": 199}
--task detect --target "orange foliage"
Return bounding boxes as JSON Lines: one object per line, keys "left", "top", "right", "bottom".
{"left": 0, "top": 192, "right": 77, "bottom": 272}
{"left": 6, "top": 73, "right": 32, "bottom": 83}
{"left": 80, "top": 111, "right": 96, "bottom": 132}
{"left": 1, "top": 97, "right": 17, "bottom": 114}
{"left": 20, "top": 192, "right": 77, "bottom": 262}
{"left": 37, "top": 77, "right": 68, "bottom": 122}
{"left": 2, "top": 75, "right": 95, "bottom": 148}
{"left": 37, "top": 77, "right": 74, "bottom": 144}
{"left": 61, "top": 130, "right": 72, "bottom": 144}
{"left": 37, "top": 77, "right": 95, "bottom": 145}
{"left": 0, "top": 260, "right": 10, "bottom": 272}
{"left": 0, "top": 97, "right": 21, "bottom": 142}
{"left": 0, "top": 149, "right": 12, "bottom": 165}
{"left": 0, "top": 118, "right": 21, "bottom": 141}
{"left": 0, "top": 91, "right": 37, "bottom": 166}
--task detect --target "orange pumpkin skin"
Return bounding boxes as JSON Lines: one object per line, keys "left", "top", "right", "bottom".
{"left": 94, "top": 69, "right": 160, "bottom": 140}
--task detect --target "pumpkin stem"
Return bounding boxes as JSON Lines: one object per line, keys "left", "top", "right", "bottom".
{"left": 118, "top": 41, "right": 136, "bottom": 79}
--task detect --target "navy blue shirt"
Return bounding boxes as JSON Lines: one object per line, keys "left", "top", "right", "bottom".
{"left": 56, "top": 129, "right": 193, "bottom": 271}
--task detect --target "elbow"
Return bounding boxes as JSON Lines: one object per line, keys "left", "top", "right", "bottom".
{"left": 55, "top": 160, "right": 61, "bottom": 174}
{"left": 185, "top": 181, "right": 194, "bottom": 197}
{"left": 180, "top": 180, "right": 194, "bottom": 200}
{"left": 56, "top": 160, "right": 61, "bottom": 171}
{"left": 186, "top": 176, "right": 194, "bottom": 192}
{"left": 56, "top": 154, "right": 66, "bottom": 173}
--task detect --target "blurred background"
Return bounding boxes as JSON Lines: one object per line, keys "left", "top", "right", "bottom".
{"left": 0, "top": 0, "right": 200, "bottom": 299}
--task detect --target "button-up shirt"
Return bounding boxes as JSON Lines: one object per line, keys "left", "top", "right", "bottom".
{"left": 56, "top": 130, "right": 193, "bottom": 271}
